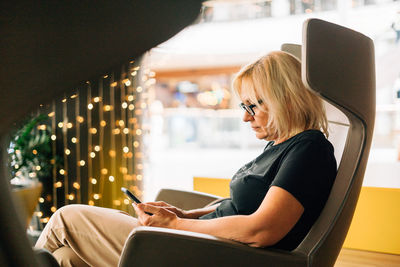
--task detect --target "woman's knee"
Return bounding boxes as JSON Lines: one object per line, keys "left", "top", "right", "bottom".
{"left": 50, "top": 204, "right": 92, "bottom": 228}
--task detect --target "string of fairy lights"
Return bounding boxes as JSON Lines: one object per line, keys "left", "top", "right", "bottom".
{"left": 33, "top": 61, "right": 156, "bottom": 225}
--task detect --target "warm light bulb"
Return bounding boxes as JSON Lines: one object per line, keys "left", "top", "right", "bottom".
{"left": 128, "top": 104, "right": 135, "bottom": 110}
{"left": 79, "top": 160, "right": 86, "bottom": 166}
{"left": 89, "top": 128, "right": 97, "bottom": 134}
{"left": 110, "top": 82, "right": 117, "bottom": 87}
{"left": 41, "top": 217, "right": 49, "bottom": 223}
{"left": 104, "top": 105, "right": 112, "bottom": 111}
{"left": 55, "top": 181, "right": 63, "bottom": 188}
{"left": 113, "top": 200, "right": 121, "bottom": 206}
{"left": 65, "top": 149, "right": 70, "bottom": 155}
{"left": 70, "top": 94, "right": 78, "bottom": 99}
{"left": 36, "top": 211, "right": 43, "bottom": 217}
{"left": 113, "top": 129, "right": 120, "bottom": 135}
{"left": 124, "top": 152, "right": 133, "bottom": 159}
{"left": 131, "top": 71, "right": 137, "bottom": 76}
{"left": 51, "top": 206, "right": 57, "bottom": 213}
{"left": 91, "top": 178, "right": 97, "bottom": 184}
{"left": 39, "top": 197, "right": 44, "bottom": 203}
{"left": 93, "top": 194, "right": 100, "bottom": 200}
{"left": 101, "top": 168, "right": 108, "bottom": 175}
{"left": 136, "top": 86, "right": 143, "bottom": 93}
{"left": 51, "top": 135, "right": 57, "bottom": 140}
{"left": 73, "top": 182, "right": 80, "bottom": 189}
{"left": 48, "top": 112, "right": 55, "bottom": 117}
{"left": 127, "top": 95, "right": 134, "bottom": 101}
{"left": 136, "top": 129, "right": 142, "bottom": 135}
{"left": 93, "top": 97, "right": 101, "bottom": 103}
{"left": 88, "top": 103, "right": 94, "bottom": 110}
{"left": 59, "top": 169, "right": 65, "bottom": 175}
{"left": 109, "top": 150, "right": 116, "bottom": 157}
{"left": 58, "top": 122, "right": 64, "bottom": 128}
{"left": 123, "top": 146, "right": 129, "bottom": 153}
{"left": 90, "top": 152, "right": 96, "bottom": 158}
{"left": 119, "top": 167, "right": 128, "bottom": 174}
{"left": 136, "top": 175, "right": 142, "bottom": 181}
{"left": 35, "top": 165, "right": 41, "bottom": 171}
{"left": 122, "top": 102, "right": 128, "bottom": 109}
{"left": 118, "top": 120, "right": 125, "bottom": 127}
{"left": 71, "top": 137, "right": 77, "bottom": 143}
{"left": 89, "top": 200, "right": 95, "bottom": 206}
{"left": 38, "top": 124, "right": 47, "bottom": 130}
{"left": 109, "top": 176, "right": 115, "bottom": 182}
{"left": 29, "top": 172, "right": 36, "bottom": 178}
{"left": 62, "top": 98, "right": 67, "bottom": 103}
{"left": 67, "top": 122, "right": 73, "bottom": 128}
{"left": 100, "top": 120, "right": 106, "bottom": 127}
{"left": 133, "top": 141, "right": 139, "bottom": 148}
{"left": 68, "top": 194, "right": 75, "bottom": 200}
{"left": 94, "top": 145, "right": 101, "bottom": 152}
{"left": 125, "top": 80, "right": 131, "bottom": 86}
{"left": 77, "top": 116, "right": 84, "bottom": 123}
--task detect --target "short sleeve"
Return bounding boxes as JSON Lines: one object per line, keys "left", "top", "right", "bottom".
{"left": 270, "top": 138, "right": 336, "bottom": 210}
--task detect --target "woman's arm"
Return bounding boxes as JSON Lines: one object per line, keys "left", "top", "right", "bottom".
{"left": 134, "top": 186, "right": 304, "bottom": 247}
{"left": 142, "top": 201, "right": 220, "bottom": 219}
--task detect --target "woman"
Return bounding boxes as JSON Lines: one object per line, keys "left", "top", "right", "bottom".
{"left": 35, "top": 51, "right": 337, "bottom": 267}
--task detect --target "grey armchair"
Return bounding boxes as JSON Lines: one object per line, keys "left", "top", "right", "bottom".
{"left": 119, "top": 18, "right": 375, "bottom": 267}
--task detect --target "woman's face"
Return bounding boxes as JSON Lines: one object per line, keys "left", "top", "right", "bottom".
{"left": 240, "top": 92, "right": 270, "bottom": 140}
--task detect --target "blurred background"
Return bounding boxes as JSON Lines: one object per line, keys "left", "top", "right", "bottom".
{"left": 142, "top": 0, "right": 400, "bottom": 200}
{"left": 7, "top": 0, "right": 400, "bottom": 256}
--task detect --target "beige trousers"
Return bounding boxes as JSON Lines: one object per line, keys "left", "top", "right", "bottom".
{"left": 35, "top": 204, "right": 139, "bottom": 267}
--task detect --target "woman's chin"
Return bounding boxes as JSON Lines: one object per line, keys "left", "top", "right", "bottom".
{"left": 254, "top": 132, "right": 268, "bottom": 140}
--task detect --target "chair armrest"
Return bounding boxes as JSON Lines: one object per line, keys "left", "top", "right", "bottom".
{"left": 119, "top": 226, "right": 307, "bottom": 267}
{"left": 155, "top": 188, "right": 222, "bottom": 210}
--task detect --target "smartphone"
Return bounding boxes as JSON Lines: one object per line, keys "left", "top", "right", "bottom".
{"left": 121, "top": 187, "right": 153, "bottom": 215}
{"left": 121, "top": 187, "right": 142, "bottom": 204}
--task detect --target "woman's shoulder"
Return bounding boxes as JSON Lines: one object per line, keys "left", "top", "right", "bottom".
{"left": 281, "top": 129, "right": 329, "bottom": 147}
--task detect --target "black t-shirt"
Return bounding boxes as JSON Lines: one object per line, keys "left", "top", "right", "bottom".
{"left": 199, "top": 130, "right": 337, "bottom": 250}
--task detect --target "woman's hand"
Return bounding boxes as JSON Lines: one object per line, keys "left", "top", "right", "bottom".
{"left": 142, "top": 201, "right": 188, "bottom": 218}
{"left": 133, "top": 203, "right": 179, "bottom": 229}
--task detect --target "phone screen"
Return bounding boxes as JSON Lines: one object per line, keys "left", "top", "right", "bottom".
{"left": 121, "top": 187, "right": 153, "bottom": 215}
{"left": 121, "top": 187, "right": 142, "bottom": 204}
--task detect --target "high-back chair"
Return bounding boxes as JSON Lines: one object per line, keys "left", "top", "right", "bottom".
{"left": 119, "top": 18, "right": 375, "bottom": 267}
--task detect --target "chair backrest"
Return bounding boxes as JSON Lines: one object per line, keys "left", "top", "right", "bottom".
{"left": 280, "top": 44, "right": 349, "bottom": 169}
{"left": 283, "top": 19, "right": 375, "bottom": 267}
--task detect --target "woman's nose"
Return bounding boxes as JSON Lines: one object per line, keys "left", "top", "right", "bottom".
{"left": 242, "top": 111, "right": 253, "bottom": 122}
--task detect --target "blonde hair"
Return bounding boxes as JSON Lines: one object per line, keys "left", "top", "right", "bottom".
{"left": 233, "top": 51, "right": 328, "bottom": 141}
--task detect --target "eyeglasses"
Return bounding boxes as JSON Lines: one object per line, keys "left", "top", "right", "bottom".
{"left": 239, "top": 100, "right": 263, "bottom": 116}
